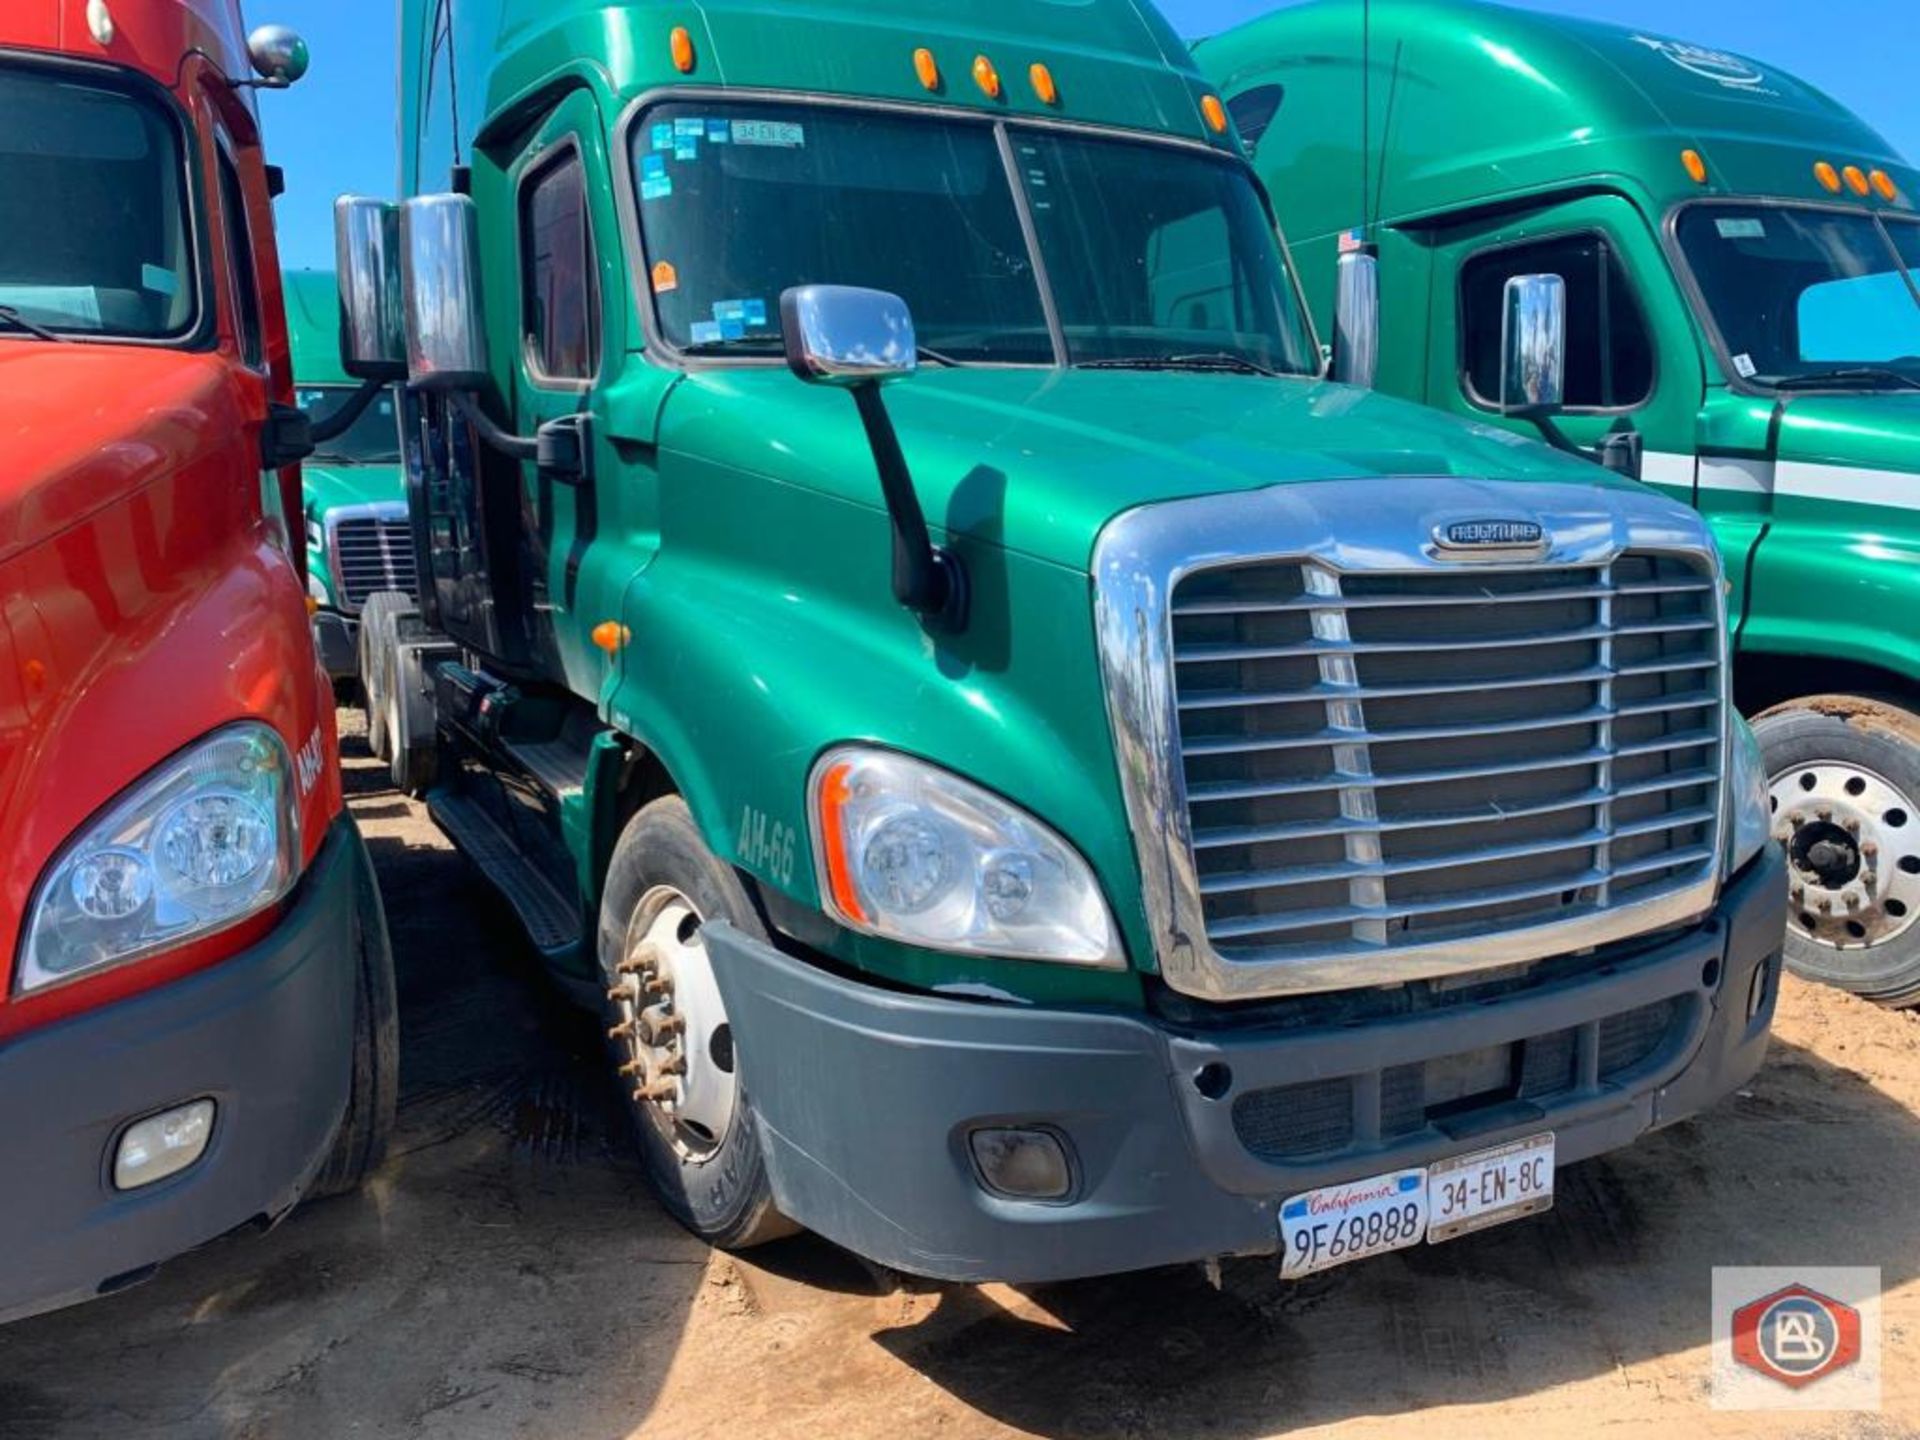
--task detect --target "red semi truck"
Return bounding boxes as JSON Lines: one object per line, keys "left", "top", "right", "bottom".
{"left": 0, "top": 0, "right": 395, "bottom": 1321}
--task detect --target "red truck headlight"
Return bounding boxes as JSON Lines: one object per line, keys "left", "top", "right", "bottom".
{"left": 16, "top": 723, "right": 301, "bottom": 993}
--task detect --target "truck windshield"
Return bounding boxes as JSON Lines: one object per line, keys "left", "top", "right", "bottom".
{"left": 1674, "top": 203, "right": 1920, "bottom": 391}
{"left": 0, "top": 65, "right": 195, "bottom": 340}
{"left": 633, "top": 100, "right": 1317, "bottom": 375}
{"left": 296, "top": 386, "right": 402, "bottom": 464}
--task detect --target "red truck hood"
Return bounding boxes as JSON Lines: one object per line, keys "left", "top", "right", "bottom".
{"left": 0, "top": 343, "right": 241, "bottom": 567}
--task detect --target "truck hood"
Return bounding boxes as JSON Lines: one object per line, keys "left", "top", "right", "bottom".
{"left": 302, "top": 459, "right": 407, "bottom": 520}
{"left": 661, "top": 367, "right": 1633, "bottom": 571}
{"left": 1775, "top": 391, "right": 1920, "bottom": 475}
{"left": 0, "top": 344, "right": 238, "bottom": 567}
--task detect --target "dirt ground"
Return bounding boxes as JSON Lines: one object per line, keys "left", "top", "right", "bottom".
{"left": 1, "top": 713, "right": 1916, "bottom": 1440}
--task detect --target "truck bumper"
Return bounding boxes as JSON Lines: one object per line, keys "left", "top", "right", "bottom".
{"left": 0, "top": 817, "right": 367, "bottom": 1324}
{"left": 708, "top": 844, "right": 1787, "bottom": 1284}
{"left": 312, "top": 609, "right": 359, "bottom": 681}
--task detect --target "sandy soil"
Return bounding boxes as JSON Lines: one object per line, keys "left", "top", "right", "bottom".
{"left": 0, "top": 714, "right": 1914, "bottom": 1440}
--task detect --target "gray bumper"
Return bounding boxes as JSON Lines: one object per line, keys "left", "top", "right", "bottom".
{"left": 312, "top": 610, "right": 358, "bottom": 681}
{"left": 708, "top": 844, "right": 1786, "bottom": 1284}
{"left": 0, "top": 818, "right": 367, "bottom": 1324}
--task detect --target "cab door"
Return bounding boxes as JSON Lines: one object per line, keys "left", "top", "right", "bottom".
{"left": 1424, "top": 194, "right": 1707, "bottom": 506}
{"left": 504, "top": 92, "right": 627, "bottom": 697}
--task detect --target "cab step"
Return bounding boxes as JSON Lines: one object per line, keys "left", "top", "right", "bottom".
{"left": 428, "top": 788, "right": 582, "bottom": 954}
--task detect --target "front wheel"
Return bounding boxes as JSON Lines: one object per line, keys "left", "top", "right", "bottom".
{"left": 598, "top": 796, "right": 795, "bottom": 1249}
{"left": 1754, "top": 695, "right": 1920, "bottom": 1008}
{"left": 308, "top": 831, "right": 400, "bottom": 1198}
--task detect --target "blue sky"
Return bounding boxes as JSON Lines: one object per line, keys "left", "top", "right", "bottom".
{"left": 264, "top": 0, "right": 1919, "bottom": 270}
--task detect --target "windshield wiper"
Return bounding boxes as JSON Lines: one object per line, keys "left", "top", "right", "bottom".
{"left": 1768, "top": 366, "right": 1920, "bottom": 394}
{"left": 0, "top": 305, "right": 60, "bottom": 342}
{"left": 1078, "top": 351, "right": 1283, "bottom": 378}
{"left": 680, "top": 337, "right": 783, "bottom": 357}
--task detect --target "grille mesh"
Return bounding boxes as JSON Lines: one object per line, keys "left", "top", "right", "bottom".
{"left": 1171, "top": 553, "right": 1721, "bottom": 966}
{"left": 330, "top": 515, "right": 418, "bottom": 609}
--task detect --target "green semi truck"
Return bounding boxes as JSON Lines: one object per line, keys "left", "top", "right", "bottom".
{"left": 1202, "top": 0, "right": 1920, "bottom": 1003}
{"left": 331, "top": 0, "right": 1783, "bottom": 1283}
{"left": 283, "top": 268, "right": 413, "bottom": 690}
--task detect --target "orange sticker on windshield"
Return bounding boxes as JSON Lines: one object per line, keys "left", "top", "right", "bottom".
{"left": 651, "top": 260, "right": 679, "bottom": 294}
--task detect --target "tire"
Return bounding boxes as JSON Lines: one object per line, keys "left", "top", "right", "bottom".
{"left": 1753, "top": 694, "right": 1920, "bottom": 1007}
{"left": 308, "top": 830, "right": 401, "bottom": 1198}
{"left": 358, "top": 592, "right": 411, "bottom": 766}
{"left": 598, "top": 796, "right": 795, "bottom": 1249}
{"left": 386, "top": 626, "right": 440, "bottom": 798}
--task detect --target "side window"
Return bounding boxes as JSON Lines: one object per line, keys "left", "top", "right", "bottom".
{"left": 1460, "top": 233, "right": 1654, "bottom": 411}
{"left": 216, "top": 147, "right": 263, "bottom": 367}
{"left": 1226, "top": 85, "right": 1285, "bottom": 150}
{"left": 1148, "top": 207, "right": 1234, "bottom": 331}
{"left": 520, "top": 148, "right": 599, "bottom": 383}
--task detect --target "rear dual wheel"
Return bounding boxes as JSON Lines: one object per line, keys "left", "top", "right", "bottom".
{"left": 1755, "top": 696, "right": 1920, "bottom": 1008}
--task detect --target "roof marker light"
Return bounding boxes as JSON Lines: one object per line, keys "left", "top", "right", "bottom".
{"left": 973, "top": 54, "right": 1002, "bottom": 100}
{"left": 1681, "top": 149, "right": 1707, "bottom": 185}
{"left": 1871, "top": 170, "right": 1900, "bottom": 202}
{"left": 591, "top": 621, "right": 630, "bottom": 654}
{"left": 1201, "top": 94, "right": 1229, "bottom": 134}
{"left": 670, "top": 26, "right": 695, "bottom": 74}
{"left": 1815, "top": 161, "right": 1842, "bottom": 193}
{"left": 1843, "top": 165, "right": 1871, "bottom": 196}
{"left": 914, "top": 47, "right": 941, "bottom": 92}
{"left": 1030, "top": 63, "right": 1059, "bottom": 106}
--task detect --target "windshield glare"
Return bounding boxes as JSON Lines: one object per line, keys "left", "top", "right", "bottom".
{"left": 632, "top": 101, "right": 1318, "bottom": 375}
{"left": 0, "top": 66, "right": 194, "bottom": 339}
{"left": 1675, "top": 204, "right": 1920, "bottom": 387}
{"left": 296, "top": 386, "right": 402, "bottom": 465}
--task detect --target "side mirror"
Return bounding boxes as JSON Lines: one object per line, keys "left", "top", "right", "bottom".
{"left": 1332, "top": 247, "right": 1379, "bottom": 389}
{"left": 333, "top": 197, "right": 406, "bottom": 383}
{"left": 246, "top": 25, "right": 310, "bottom": 86}
{"left": 780, "top": 285, "right": 919, "bottom": 388}
{"left": 1500, "top": 273, "right": 1567, "bottom": 414}
{"left": 399, "top": 193, "right": 489, "bottom": 392}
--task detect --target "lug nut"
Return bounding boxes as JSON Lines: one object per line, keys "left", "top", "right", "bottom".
{"left": 1845, "top": 818, "right": 1861, "bottom": 835}
{"left": 1817, "top": 806, "right": 1833, "bottom": 822}
{"left": 617, "top": 1059, "right": 645, "bottom": 1078}
{"left": 606, "top": 1020, "right": 636, "bottom": 1041}
{"left": 1846, "top": 893, "right": 1862, "bottom": 909}
{"left": 1863, "top": 840, "right": 1880, "bottom": 859}
{"left": 633, "top": 1080, "right": 677, "bottom": 1104}
{"left": 1818, "top": 898, "right": 1832, "bottom": 914}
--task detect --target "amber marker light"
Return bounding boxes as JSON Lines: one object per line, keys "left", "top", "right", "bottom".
{"left": 669, "top": 26, "right": 695, "bottom": 74}
{"left": 815, "top": 760, "right": 870, "bottom": 924}
{"left": 973, "top": 54, "right": 1002, "bottom": 99}
{"left": 1681, "top": 149, "right": 1707, "bottom": 185}
{"left": 1843, "top": 165, "right": 1871, "bottom": 196}
{"left": 914, "top": 47, "right": 941, "bottom": 92}
{"left": 1871, "top": 170, "right": 1900, "bottom": 202}
{"left": 1030, "top": 62, "right": 1059, "bottom": 106}
{"left": 1815, "top": 160, "right": 1842, "bottom": 193}
{"left": 591, "top": 621, "right": 630, "bottom": 654}
{"left": 1201, "top": 94, "right": 1229, "bottom": 134}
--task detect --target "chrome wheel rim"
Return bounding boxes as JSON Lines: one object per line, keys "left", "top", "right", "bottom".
{"left": 607, "top": 885, "right": 737, "bottom": 1160}
{"left": 1770, "top": 760, "right": 1920, "bottom": 949}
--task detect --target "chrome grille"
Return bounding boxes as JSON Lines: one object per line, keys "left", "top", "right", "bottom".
{"left": 1169, "top": 553, "right": 1723, "bottom": 966}
{"left": 328, "top": 510, "right": 417, "bottom": 610}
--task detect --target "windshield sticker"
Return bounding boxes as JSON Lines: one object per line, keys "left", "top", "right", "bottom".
{"left": 1630, "top": 35, "right": 1776, "bottom": 95}
{"left": 732, "top": 119, "right": 806, "bottom": 149}
{"left": 744, "top": 299, "right": 768, "bottom": 327}
{"left": 706, "top": 119, "right": 731, "bottom": 144}
{"left": 675, "top": 117, "right": 705, "bottom": 138}
{"left": 140, "top": 263, "right": 178, "bottom": 296}
{"left": 1733, "top": 352, "right": 1759, "bottom": 379}
{"left": 641, "top": 173, "right": 673, "bottom": 202}
{"left": 1716, "top": 217, "right": 1767, "bottom": 240}
{"left": 676, "top": 137, "right": 699, "bottom": 163}
{"left": 651, "top": 122, "right": 674, "bottom": 152}
{"left": 651, "top": 260, "right": 679, "bottom": 294}
{"left": 689, "top": 321, "right": 723, "bottom": 346}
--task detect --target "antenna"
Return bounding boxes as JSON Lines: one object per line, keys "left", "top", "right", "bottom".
{"left": 1361, "top": 0, "right": 1370, "bottom": 242}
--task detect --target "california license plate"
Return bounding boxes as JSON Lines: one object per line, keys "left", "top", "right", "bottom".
{"left": 1278, "top": 1132, "right": 1556, "bottom": 1278}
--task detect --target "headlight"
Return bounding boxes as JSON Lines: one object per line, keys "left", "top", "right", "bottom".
{"left": 809, "top": 747, "right": 1122, "bottom": 967}
{"left": 17, "top": 723, "right": 301, "bottom": 993}
{"left": 305, "top": 517, "right": 324, "bottom": 553}
{"left": 1727, "top": 712, "right": 1771, "bottom": 877}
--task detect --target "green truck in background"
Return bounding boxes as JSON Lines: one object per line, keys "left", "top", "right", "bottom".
{"left": 283, "top": 269, "right": 414, "bottom": 696}
{"left": 1201, "top": 0, "right": 1920, "bottom": 1003}
{"left": 327, "top": 0, "right": 1785, "bottom": 1283}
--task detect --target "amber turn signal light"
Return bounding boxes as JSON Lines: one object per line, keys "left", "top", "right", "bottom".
{"left": 1681, "top": 149, "right": 1707, "bottom": 185}
{"left": 914, "top": 47, "right": 941, "bottom": 92}
{"left": 669, "top": 26, "right": 695, "bottom": 74}
{"left": 1843, "top": 165, "right": 1871, "bottom": 196}
{"left": 973, "top": 54, "right": 1001, "bottom": 100}
{"left": 1030, "top": 62, "right": 1059, "bottom": 106}
{"left": 1814, "top": 160, "right": 1842, "bottom": 193}
{"left": 591, "top": 621, "right": 630, "bottom": 654}
{"left": 1201, "top": 94, "right": 1229, "bottom": 134}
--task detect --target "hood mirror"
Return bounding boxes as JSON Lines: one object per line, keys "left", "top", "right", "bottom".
{"left": 245, "top": 25, "right": 309, "bottom": 88}
{"left": 781, "top": 285, "right": 964, "bottom": 629}
{"left": 1332, "top": 246, "right": 1379, "bottom": 389}
{"left": 399, "top": 193, "right": 490, "bottom": 392}
{"left": 1499, "top": 273, "right": 1567, "bottom": 414}
{"left": 333, "top": 197, "right": 406, "bottom": 383}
